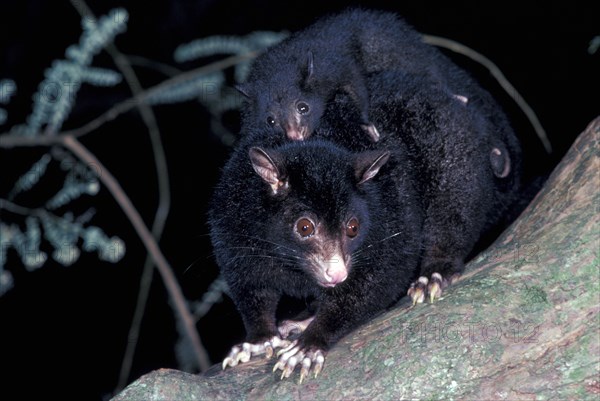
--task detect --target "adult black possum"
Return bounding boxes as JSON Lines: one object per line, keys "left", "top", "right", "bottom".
{"left": 210, "top": 66, "right": 522, "bottom": 381}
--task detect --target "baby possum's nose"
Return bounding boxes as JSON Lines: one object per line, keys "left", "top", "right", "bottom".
{"left": 284, "top": 116, "right": 308, "bottom": 140}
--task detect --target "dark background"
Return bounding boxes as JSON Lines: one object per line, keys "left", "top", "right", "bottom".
{"left": 0, "top": 0, "right": 596, "bottom": 400}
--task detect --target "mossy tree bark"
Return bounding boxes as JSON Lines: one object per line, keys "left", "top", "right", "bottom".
{"left": 112, "top": 117, "right": 600, "bottom": 401}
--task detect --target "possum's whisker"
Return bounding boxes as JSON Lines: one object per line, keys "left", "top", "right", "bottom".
{"left": 351, "top": 242, "right": 425, "bottom": 266}
{"left": 226, "top": 234, "right": 300, "bottom": 254}
{"left": 353, "top": 231, "right": 404, "bottom": 257}
{"left": 228, "top": 254, "right": 302, "bottom": 264}
{"left": 223, "top": 245, "right": 301, "bottom": 255}
{"left": 223, "top": 246, "right": 303, "bottom": 262}
{"left": 183, "top": 256, "right": 207, "bottom": 275}
{"left": 220, "top": 246, "right": 302, "bottom": 263}
{"left": 370, "top": 231, "right": 404, "bottom": 245}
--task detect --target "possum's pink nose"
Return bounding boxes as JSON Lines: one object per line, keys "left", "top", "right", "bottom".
{"left": 325, "top": 269, "right": 347, "bottom": 285}
{"left": 286, "top": 127, "right": 305, "bottom": 141}
{"left": 284, "top": 120, "right": 308, "bottom": 141}
{"left": 322, "top": 257, "right": 348, "bottom": 287}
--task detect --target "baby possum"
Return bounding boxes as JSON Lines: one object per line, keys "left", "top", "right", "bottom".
{"left": 210, "top": 67, "right": 523, "bottom": 381}
{"left": 237, "top": 8, "right": 457, "bottom": 143}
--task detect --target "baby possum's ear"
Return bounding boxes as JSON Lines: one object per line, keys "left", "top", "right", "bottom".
{"left": 303, "top": 51, "right": 315, "bottom": 83}
{"left": 249, "top": 147, "right": 289, "bottom": 194}
{"left": 354, "top": 151, "right": 390, "bottom": 185}
{"left": 234, "top": 83, "right": 252, "bottom": 99}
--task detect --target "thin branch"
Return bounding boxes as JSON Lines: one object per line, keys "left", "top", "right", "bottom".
{"left": 1, "top": 196, "right": 93, "bottom": 230}
{"left": 0, "top": 198, "right": 44, "bottom": 217}
{"left": 0, "top": 52, "right": 257, "bottom": 148}
{"left": 125, "top": 54, "right": 182, "bottom": 77}
{"left": 72, "top": 49, "right": 255, "bottom": 138}
{"left": 109, "top": 48, "right": 174, "bottom": 391}
{"left": 68, "top": 0, "right": 93, "bottom": 20}
{"left": 60, "top": 135, "right": 211, "bottom": 372}
{"left": 0, "top": 5, "right": 254, "bottom": 378}
{"left": 66, "top": 2, "right": 177, "bottom": 385}
{"left": 422, "top": 34, "right": 552, "bottom": 154}
{"left": 106, "top": 30, "right": 177, "bottom": 392}
{"left": 103, "top": 26, "right": 178, "bottom": 395}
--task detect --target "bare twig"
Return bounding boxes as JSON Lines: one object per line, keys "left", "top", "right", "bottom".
{"left": 68, "top": 0, "right": 206, "bottom": 386}
{"left": 61, "top": 135, "right": 211, "bottom": 372}
{"left": 0, "top": 5, "right": 256, "bottom": 380}
{"left": 0, "top": 198, "right": 45, "bottom": 217}
{"left": 106, "top": 29, "right": 177, "bottom": 393}
{"left": 111, "top": 49, "right": 174, "bottom": 388}
{"left": 422, "top": 34, "right": 552, "bottom": 154}
{"left": 0, "top": 52, "right": 257, "bottom": 148}
{"left": 106, "top": 26, "right": 178, "bottom": 394}
{"left": 125, "top": 54, "right": 182, "bottom": 77}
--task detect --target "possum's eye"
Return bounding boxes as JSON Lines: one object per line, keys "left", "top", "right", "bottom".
{"left": 295, "top": 218, "right": 315, "bottom": 238}
{"left": 346, "top": 218, "right": 359, "bottom": 238}
{"left": 296, "top": 102, "right": 310, "bottom": 115}
{"left": 266, "top": 116, "right": 276, "bottom": 126}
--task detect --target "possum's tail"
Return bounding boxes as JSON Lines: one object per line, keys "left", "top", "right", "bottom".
{"left": 422, "top": 34, "right": 552, "bottom": 154}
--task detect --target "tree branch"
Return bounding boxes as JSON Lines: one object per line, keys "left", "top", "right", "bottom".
{"left": 108, "top": 40, "right": 177, "bottom": 394}
{"left": 59, "top": 135, "right": 211, "bottom": 373}
{"left": 0, "top": 52, "right": 257, "bottom": 148}
{"left": 422, "top": 34, "right": 552, "bottom": 154}
{"left": 68, "top": 1, "right": 184, "bottom": 387}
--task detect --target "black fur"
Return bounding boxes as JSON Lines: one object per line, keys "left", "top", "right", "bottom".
{"left": 210, "top": 138, "right": 423, "bottom": 350}
{"left": 363, "top": 70, "right": 521, "bottom": 278}
{"left": 210, "top": 10, "right": 524, "bottom": 358}
{"left": 238, "top": 8, "right": 474, "bottom": 142}
{"left": 210, "top": 70, "right": 523, "bottom": 354}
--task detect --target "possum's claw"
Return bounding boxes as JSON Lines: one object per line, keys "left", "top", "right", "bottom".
{"left": 408, "top": 272, "right": 456, "bottom": 305}
{"left": 222, "top": 336, "right": 292, "bottom": 369}
{"left": 407, "top": 276, "right": 428, "bottom": 304}
{"left": 427, "top": 272, "right": 444, "bottom": 302}
{"left": 272, "top": 341, "right": 325, "bottom": 383}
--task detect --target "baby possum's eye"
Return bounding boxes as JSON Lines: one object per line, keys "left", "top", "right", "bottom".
{"left": 296, "top": 102, "right": 310, "bottom": 115}
{"left": 266, "top": 116, "right": 276, "bottom": 126}
{"left": 346, "top": 218, "right": 360, "bottom": 238}
{"left": 295, "top": 217, "right": 315, "bottom": 238}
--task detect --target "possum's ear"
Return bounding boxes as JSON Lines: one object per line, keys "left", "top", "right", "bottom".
{"left": 235, "top": 83, "right": 252, "bottom": 99}
{"left": 452, "top": 94, "right": 469, "bottom": 105}
{"left": 354, "top": 151, "right": 390, "bottom": 185}
{"left": 305, "top": 51, "right": 314, "bottom": 82}
{"left": 249, "top": 147, "right": 288, "bottom": 194}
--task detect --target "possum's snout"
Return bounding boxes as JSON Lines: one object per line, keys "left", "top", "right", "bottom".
{"left": 284, "top": 122, "right": 308, "bottom": 141}
{"left": 312, "top": 251, "right": 349, "bottom": 287}
{"left": 284, "top": 112, "right": 309, "bottom": 140}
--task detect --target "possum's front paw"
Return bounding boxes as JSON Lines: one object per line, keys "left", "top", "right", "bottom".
{"left": 407, "top": 272, "right": 460, "bottom": 305}
{"left": 222, "top": 336, "right": 292, "bottom": 369}
{"left": 273, "top": 340, "right": 326, "bottom": 383}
